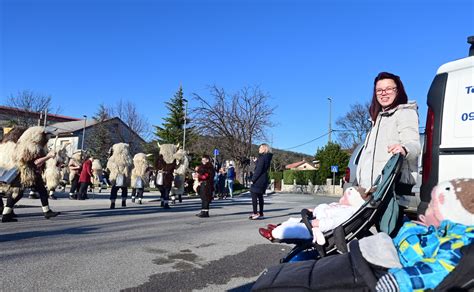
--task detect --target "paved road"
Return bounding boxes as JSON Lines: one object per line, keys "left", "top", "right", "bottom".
{"left": 0, "top": 190, "right": 338, "bottom": 291}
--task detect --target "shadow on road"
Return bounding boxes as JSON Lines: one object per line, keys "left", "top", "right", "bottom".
{"left": 0, "top": 226, "right": 99, "bottom": 243}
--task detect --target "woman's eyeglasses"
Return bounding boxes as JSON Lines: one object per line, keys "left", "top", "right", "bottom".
{"left": 376, "top": 87, "right": 397, "bottom": 95}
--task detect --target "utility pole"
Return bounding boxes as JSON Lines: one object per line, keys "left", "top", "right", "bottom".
{"left": 183, "top": 98, "right": 188, "bottom": 152}
{"left": 43, "top": 109, "right": 48, "bottom": 127}
{"left": 328, "top": 97, "right": 332, "bottom": 143}
{"left": 81, "top": 115, "right": 87, "bottom": 150}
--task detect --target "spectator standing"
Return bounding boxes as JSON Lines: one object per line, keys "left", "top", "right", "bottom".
{"left": 216, "top": 167, "right": 227, "bottom": 199}
{"left": 357, "top": 72, "right": 420, "bottom": 234}
{"left": 196, "top": 155, "right": 215, "bottom": 218}
{"left": 249, "top": 144, "right": 273, "bottom": 220}
{"left": 226, "top": 162, "right": 235, "bottom": 198}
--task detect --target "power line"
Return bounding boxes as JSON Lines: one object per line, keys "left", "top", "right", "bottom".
{"left": 283, "top": 131, "right": 331, "bottom": 150}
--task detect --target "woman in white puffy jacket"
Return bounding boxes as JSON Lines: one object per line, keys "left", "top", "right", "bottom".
{"left": 357, "top": 72, "right": 420, "bottom": 232}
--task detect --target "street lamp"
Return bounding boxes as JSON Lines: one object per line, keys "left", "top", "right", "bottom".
{"left": 81, "top": 115, "right": 87, "bottom": 150}
{"left": 183, "top": 98, "right": 188, "bottom": 151}
{"left": 328, "top": 97, "right": 332, "bottom": 143}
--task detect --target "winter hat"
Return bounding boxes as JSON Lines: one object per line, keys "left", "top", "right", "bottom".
{"left": 343, "top": 186, "right": 373, "bottom": 208}
{"left": 435, "top": 179, "right": 474, "bottom": 226}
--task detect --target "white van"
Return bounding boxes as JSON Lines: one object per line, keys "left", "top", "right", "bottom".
{"left": 418, "top": 36, "right": 474, "bottom": 214}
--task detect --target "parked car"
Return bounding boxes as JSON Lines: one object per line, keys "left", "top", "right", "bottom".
{"left": 343, "top": 134, "right": 425, "bottom": 212}
{"left": 418, "top": 36, "right": 474, "bottom": 214}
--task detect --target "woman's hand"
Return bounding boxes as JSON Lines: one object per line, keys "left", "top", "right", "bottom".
{"left": 387, "top": 144, "right": 407, "bottom": 156}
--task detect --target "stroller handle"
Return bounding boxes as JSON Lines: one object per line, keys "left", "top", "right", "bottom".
{"left": 301, "top": 208, "right": 314, "bottom": 236}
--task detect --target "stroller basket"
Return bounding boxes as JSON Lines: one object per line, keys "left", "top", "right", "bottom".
{"left": 280, "top": 153, "right": 403, "bottom": 263}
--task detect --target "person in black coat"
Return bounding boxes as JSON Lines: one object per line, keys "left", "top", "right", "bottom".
{"left": 249, "top": 143, "right": 273, "bottom": 220}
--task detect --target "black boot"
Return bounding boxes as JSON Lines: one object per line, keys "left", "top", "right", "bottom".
{"left": 163, "top": 203, "right": 170, "bottom": 209}
{"left": 2, "top": 213, "right": 18, "bottom": 222}
{"left": 110, "top": 202, "right": 115, "bottom": 209}
{"left": 160, "top": 201, "right": 164, "bottom": 207}
{"left": 122, "top": 200, "right": 126, "bottom": 207}
{"left": 44, "top": 210, "right": 60, "bottom": 219}
{"left": 29, "top": 193, "right": 39, "bottom": 199}
{"left": 197, "top": 211, "right": 209, "bottom": 218}
{"left": 178, "top": 194, "right": 182, "bottom": 203}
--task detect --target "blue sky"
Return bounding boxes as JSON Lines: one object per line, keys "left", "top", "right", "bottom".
{"left": 1, "top": 0, "right": 473, "bottom": 155}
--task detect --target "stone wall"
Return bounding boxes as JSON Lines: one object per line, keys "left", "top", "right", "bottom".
{"left": 275, "top": 179, "right": 343, "bottom": 197}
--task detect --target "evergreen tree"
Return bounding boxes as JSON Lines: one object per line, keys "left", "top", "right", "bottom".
{"left": 314, "top": 142, "right": 350, "bottom": 184}
{"left": 94, "top": 103, "right": 111, "bottom": 121}
{"left": 87, "top": 104, "right": 113, "bottom": 165}
{"left": 154, "top": 86, "right": 195, "bottom": 147}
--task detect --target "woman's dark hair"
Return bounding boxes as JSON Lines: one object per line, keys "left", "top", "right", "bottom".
{"left": 369, "top": 72, "right": 408, "bottom": 122}
{"left": 202, "top": 154, "right": 211, "bottom": 161}
{"left": 1, "top": 127, "right": 27, "bottom": 143}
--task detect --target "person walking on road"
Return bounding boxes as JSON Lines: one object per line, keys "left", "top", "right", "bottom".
{"left": 195, "top": 155, "right": 215, "bottom": 218}
{"left": 249, "top": 144, "right": 273, "bottom": 220}
{"left": 107, "top": 143, "right": 132, "bottom": 209}
{"left": 78, "top": 154, "right": 94, "bottom": 200}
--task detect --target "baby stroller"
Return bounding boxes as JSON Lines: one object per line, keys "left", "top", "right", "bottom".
{"left": 274, "top": 153, "right": 403, "bottom": 263}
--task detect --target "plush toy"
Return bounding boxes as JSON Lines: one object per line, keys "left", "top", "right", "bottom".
{"left": 417, "top": 179, "right": 473, "bottom": 228}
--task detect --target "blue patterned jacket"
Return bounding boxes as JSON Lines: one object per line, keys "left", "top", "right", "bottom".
{"left": 388, "top": 220, "right": 474, "bottom": 292}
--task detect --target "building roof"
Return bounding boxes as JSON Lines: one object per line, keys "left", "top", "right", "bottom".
{"left": 285, "top": 161, "right": 307, "bottom": 169}
{"left": 46, "top": 119, "right": 99, "bottom": 134}
{"left": 0, "top": 105, "right": 80, "bottom": 122}
{"left": 46, "top": 117, "right": 146, "bottom": 144}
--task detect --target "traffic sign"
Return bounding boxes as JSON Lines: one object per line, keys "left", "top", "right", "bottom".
{"left": 331, "top": 165, "right": 338, "bottom": 173}
{"left": 213, "top": 148, "right": 219, "bottom": 156}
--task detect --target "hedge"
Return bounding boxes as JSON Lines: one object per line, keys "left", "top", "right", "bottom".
{"left": 283, "top": 170, "right": 322, "bottom": 185}
{"left": 269, "top": 171, "right": 283, "bottom": 182}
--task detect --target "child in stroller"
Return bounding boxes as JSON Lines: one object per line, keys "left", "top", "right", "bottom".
{"left": 260, "top": 153, "right": 404, "bottom": 263}
{"left": 259, "top": 186, "right": 373, "bottom": 245}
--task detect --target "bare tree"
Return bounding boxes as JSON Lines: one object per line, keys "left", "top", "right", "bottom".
{"left": 110, "top": 99, "right": 150, "bottom": 139}
{"left": 5, "top": 90, "right": 59, "bottom": 127}
{"left": 335, "top": 101, "right": 371, "bottom": 150}
{"left": 191, "top": 85, "right": 275, "bottom": 180}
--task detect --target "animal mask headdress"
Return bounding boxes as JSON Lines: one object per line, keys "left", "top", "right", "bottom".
{"left": 157, "top": 142, "right": 179, "bottom": 164}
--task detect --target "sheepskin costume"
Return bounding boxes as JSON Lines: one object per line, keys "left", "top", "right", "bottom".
{"left": 0, "top": 138, "right": 21, "bottom": 195}
{"left": 44, "top": 145, "right": 69, "bottom": 194}
{"left": 0, "top": 140, "right": 18, "bottom": 170}
{"left": 91, "top": 159, "right": 103, "bottom": 186}
{"left": 171, "top": 149, "right": 189, "bottom": 201}
{"left": 68, "top": 150, "right": 83, "bottom": 182}
{"left": 14, "top": 126, "right": 48, "bottom": 187}
{"left": 131, "top": 153, "right": 149, "bottom": 188}
{"left": 106, "top": 143, "right": 132, "bottom": 185}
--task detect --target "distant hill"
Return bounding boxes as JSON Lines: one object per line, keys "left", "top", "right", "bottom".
{"left": 187, "top": 135, "right": 313, "bottom": 172}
